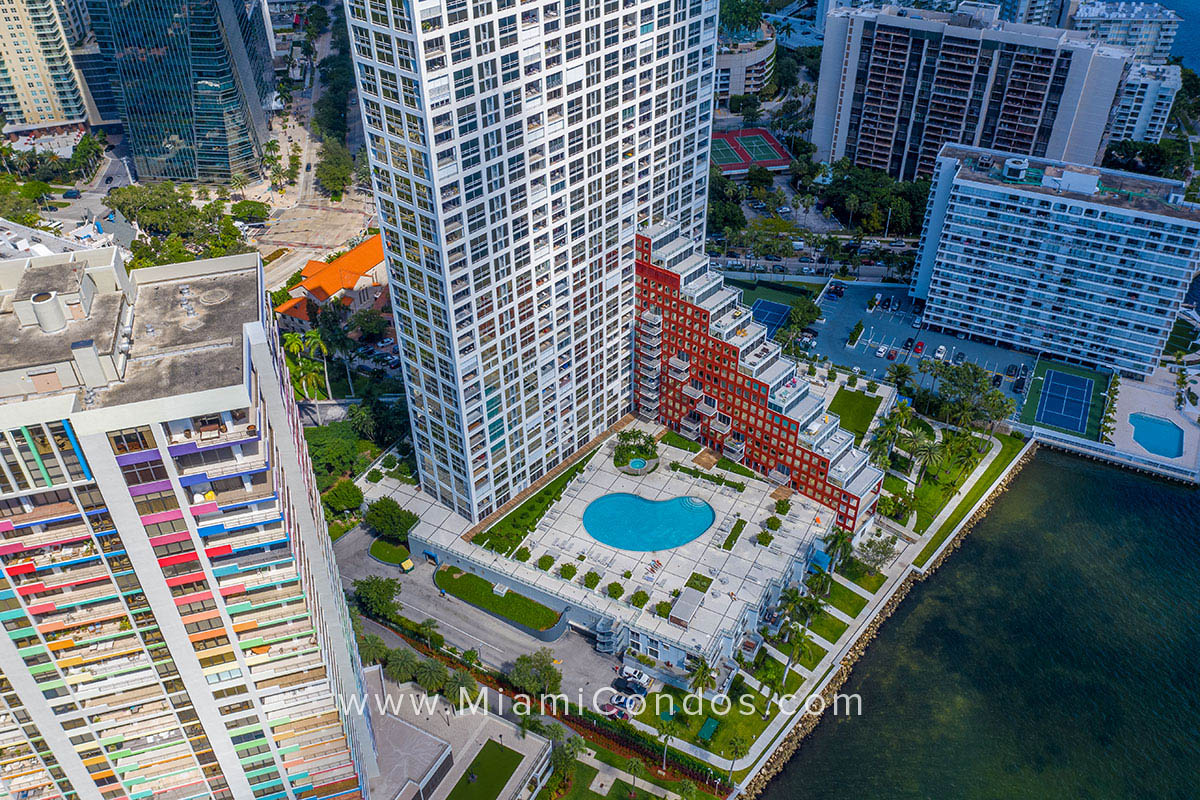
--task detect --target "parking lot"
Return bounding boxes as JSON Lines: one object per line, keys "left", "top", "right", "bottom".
{"left": 814, "top": 284, "right": 1035, "bottom": 404}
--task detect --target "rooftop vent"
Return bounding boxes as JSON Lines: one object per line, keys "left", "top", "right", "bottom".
{"left": 31, "top": 291, "right": 67, "bottom": 333}
{"left": 1004, "top": 157, "right": 1029, "bottom": 181}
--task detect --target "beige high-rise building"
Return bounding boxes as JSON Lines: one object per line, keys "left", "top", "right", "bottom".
{"left": 0, "top": 0, "right": 87, "bottom": 134}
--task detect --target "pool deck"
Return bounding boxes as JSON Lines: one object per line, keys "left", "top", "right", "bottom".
{"left": 1110, "top": 367, "right": 1200, "bottom": 473}
{"left": 408, "top": 420, "right": 833, "bottom": 659}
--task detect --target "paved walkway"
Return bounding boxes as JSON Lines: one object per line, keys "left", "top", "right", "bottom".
{"left": 580, "top": 751, "right": 680, "bottom": 800}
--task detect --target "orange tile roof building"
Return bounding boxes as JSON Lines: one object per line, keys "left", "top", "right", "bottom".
{"left": 274, "top": 235, "right": 386, "bottom": 329}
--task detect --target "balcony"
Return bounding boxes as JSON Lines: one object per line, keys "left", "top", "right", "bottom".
{"left": 640, "top": 310, "right": 662, "bottom": 327}
{"left": 768, "top": 467, "right": 791, "bottom": 485}
{"left": 723, "top": 439, "right": 745, "bottom": 460}
{"left": 682, "top": 383, "right": 703, "bottom": 400}
{"left": 710, "top": 416, "right": 731, "bottom": 436}
{"left": 680, "top": 416, "right": 702, "bottom": 436}
{"left": 165, "top": 408, "right": 258, "bottom": 453}
{"left": 696, "top": 397, "right": 718, "bottom": 417}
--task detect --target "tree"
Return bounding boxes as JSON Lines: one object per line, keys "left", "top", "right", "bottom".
{"left": 746, "top": 164, "right": 774, "bottom": 191}
{"left": 229, "top": 172, "right": 250, "bottom": 200}
{"left": 304, "top": 328, "right": 333, "bottom": 399}
{"left": 742, "top": 103, "right": 763, "bottom": 126}
{"left": 858, "top": 533, "right": 899, "bottom": 574}
{"left": 385, "top": 646, "right": 419, "bottom": 682}
{"left": 824, "top": 527, "right": 853, "bottom": 571}
{"left": 324, "top": 478, "right": 363, "bottom": 514}
{"left": 906, "top": 431, "right": 945, "bottom": 483}
{"left": 230, "top": 199, "right": 269, "bottom": 222}
{"left": 625, "top": 757, "right": 646, "bottom": 798}
{"left": 445, "top": 669, "right": 478, "bottom": 707}
{"left": 788, "top": 296, "right": 821, "bottom": 331}
{"left": 353, "top": 575, "right": 401, "bottom": 620}
{"left": 886, "top": 362, "right": 915, "bottom": 395}
{"left": 349, "top": 307, "right": 389, "bottom": 340}
{"left": 414, "top": 658, "right": 448, "bottom": 693}
{"left": 347, "top": 403, "right": 377, "bottom": 442}
{"left": 365, "top": 497, "right": 419, "bottom": 543}
{"left": 726, "top": 735, "right": 750, "bottom": 783}
{"left": 687, "top": 656, "right": 717, "bottom": 694}
{"left": 654, "top": 715, "right": 683, "bottom": 770}
{"left": 282, "top": 331, "right": 306, "bottom": 361}
{"left": 507, "top": 648, "right": 562, "bottom": 697}
{"left": 315, "top": 140, "right": 355, "bottom": 195}
{"left": 19, "top": 180, "right": 52, "bottom": 207}
{"left": 357, "top": 633, "right": 388, "bottom": 665}
{"left": 296, "top": 358, "right": 323, "bottom": 399}
{"left": 417, "top": 618, "right": 440, "bottom": 643}
{"left": 775, "top": 56, "right": 799, "bottom": 88}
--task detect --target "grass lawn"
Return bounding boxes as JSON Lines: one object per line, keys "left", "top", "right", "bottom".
{"left": 473, "top": 449, "right": 597, "bottom": 553}
{"left": 1165, "top": 318, "right": 1199, "bottom": 357}
{"left": 585, "top": 742, "right": 720, "bottom": 799}
{"left": 808, "top": 609, "right": 848, "bottom": 644}
{"left": 685, "top": 572, "right": 713, "bottom": 593}
{"left": 838, "top": 557, "right": 886, "bottom": 593}
{"left": 826, "top": 388, "right": 882, "bottom": 444}
{"left": 724, "top": 278, "right": 823, "bottom": 308}
{"left": 914, "top": 433, "right": 1026, "bottom": 568}
{"left": 327, "top": 517, "right": 358, "bottom": 541}
{"left": 446, "top": 740, "right": 523, "bottom": 800}
{"left": 796, "top": 638, "right": 827, "bottom": 671}
{"left": 538, "top": 761, "right": 600, "bottom": 800}
{"left": 722, "top": 519, "right": 746, "bottom": 550}
{"left": 634, "top": 685, "right": 774, "bottom": 757}
{"left": 825, "top": 580, "right": 868, "bottom": 617}
{"left": 908, "top": 416, "right": 935, "bottom": 438}
{"left": 661, "top": 431, "right": 701, "bottom": 452}
{"left": 436, "top": 567, "right": 560, "bottom": 630}
{"left": 369, "top": 538, "right": 409, "bottom": 564}
{"left": 882, "top": 473, "right": 908, "bottom": 495}
{"left": 716, "top": 457, "right": 756, "bottom": 480}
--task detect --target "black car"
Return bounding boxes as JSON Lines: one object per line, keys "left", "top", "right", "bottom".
{"left": 991, "top": 373, "right": 1003, "bottom": 387}
{"left": 1019, "top": 363, "right": 1030, "bottom": 378}
{"left": 764, "top": 254, "right": 782, "bottom": 262}
{"left": 613, "top": 677, "right": 648, "bottom": 696}
{"left": 1006, "top": 364, "right": 1019, "bottom": 378}
{"left": 953, "top": 352, "right": 967, "bottom": 366}
{"left": 903, "top": 337, "right": 914, "bottom": 350}
{"left": 1014, "top": 376, "right": 1027, "bottom": 395}
{"left": 104, "top": 176, "right": 114, "bottom": 184}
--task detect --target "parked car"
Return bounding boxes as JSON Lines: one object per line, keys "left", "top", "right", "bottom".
{"left": 613, "top": 677, "right": 648, "bottom": 696}
{"left": 600, "top": 703, "right": 630, "bottom": 720}
{"left": 887, "top": 349, "right": 898, "bottom": 360}
{"left": 764, "top": 254, "right": 781, "bottom": 262}
{"left": 801, "top": 266, "right": 814, "bottom": 275}
{"left": 902, "top": 337, "right": 914, "bottom": 350}
{"left": 953, "top": 351, "right": 967, "bottom": 366}
{"left": 104, "top": 176, "right": 114, "bottom": 184}
{"left": 305, "top": 163, "right": 312, "bottom": 171}
{"left": 776, "top": 205, "right": 792, "bottom": 214}
{"left": 378, "top": 337, "right": 395, "bottom": 347}
{"left": 619, "top": 666, "right": 649, "bottom": 684}
{"left": 1019, "top": 363, "right": 1030, "bottom": 378}
{"left": 1006, "top": 364, "right": 1019, "bottom": 378}
{"left": 880, "top": 296, "right": 892, "bottom": 311}
{"left": 63, "top": 189, "right": 81, "bottom": 199}
{"left": 914, "top": 341, "right": 925, "bottom": 354}
{"left": 956, "top": 330, "right": 968, "bottom": 340}
{"left": 875, "top": 345, "right": 888, "bottom": 358}
{"left": 991, "top": 373, "right": 1004, "bottom": 387}
{"left": 934, "top": 345, "right": 947, "bottom": 360}
{"left": 912, "top": 316, "right": 923, "bottom": 329}
{"left": 1014, "top": 376, "right": 1027, "bottom": 395}
{"left": 726, "top": 261, "right": 743, "bottom": 269}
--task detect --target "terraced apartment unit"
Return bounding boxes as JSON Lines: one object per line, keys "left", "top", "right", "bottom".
{"left": 633, "top": 222, "right": 883, "bottom": 533}
{"left": 0, "top": 249, "right": 376, "bottom": 800}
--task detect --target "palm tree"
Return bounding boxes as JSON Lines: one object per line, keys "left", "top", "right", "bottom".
{"left": 385, "top": 647, "right": 419, "bottom": 683}
{"left": 445, "top": 669, "right": 478, "bottom": 708}
{"left": 304, "top": 328, "right": 333, "bottom": 399}
{"left": 654, "top": 716, "right": 682, "bottom": 770}
{"left": 824, "top": 527, "right": 853, "bottom": 571}
{"left": 808, "top": 569, "right": 832, "bottom": 598}
{"left": 357, "top": 633, "right": 388, "bottom": 665}
{"left": 282, "top": 331, "right": 305, "bottom": 361}
{"left": 886, "top": 362, "right": 915, "bottom": 394}
{"left": 296, "top": 359, "right": 322, "bottom": 399}
{"left": 461, "top": 648, "right": 480, "bottom": 669}
{"left": 625, "top": 757, "right": 646, "bottom": 798}
{"left": 686, "top": 656, "right": 717, "bottom": 695}
{"left": 417, "top": 617, "right": 439, "bottom": 644}
{"left": 761, "top": 675, "right": 780, "bottom": 720}
{"left": 787, "top": 624, "right": 814, "bottom": 672}
{"left": 676, "top": 780, "right": 697, "bottom": 800}
{"left": 906, "top": 431, "right": 945, "bottom": 483}
{"left": 414, "top": 658, "right": 448, "bottom": 694}
{"left": 725, "top": 735, "right": 750, "bottom": 783}
{"left": 229, "top": 172, "right": 250, "bottom": 200}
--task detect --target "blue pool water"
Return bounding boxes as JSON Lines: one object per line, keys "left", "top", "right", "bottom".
{"left": 1129, "top": 413, "right": 1184, "bottom": 458}
{"left": 629, "top": 458, "right": 648, "bottom": 470}
{"left": 582, "top": 493, "right": 714, "bottom": 550}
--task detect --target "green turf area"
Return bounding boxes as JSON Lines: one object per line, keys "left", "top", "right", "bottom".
{"left": 1018, "top": 358, "right": 1109, "bottom": 441}
{"left": 724, "top": 278, "right": 822, "bottom": 310}
{"left": 822, "top": 579, "right": 868, "bottom": 618}
{"left": 685, "top": 572, "right": 713, "bottom": 593}
{"left": 826, "top": 388, "right": 883, "bottom": 445}
{"left": 808, "top": 609, "right": 848, "bottom": 644}
{"left": 447, "top": 740, "right": 523, "bottom": 800}
{"left": 1165, "top": 318, "right": 1199, "bottom": 358}
{"left": 327, "top": 518, "right": 357, "bottom": 541}
{"left": 634, "top": 685, "right": 775, "bottom": 755}
{"left": 661, "top": 430, "right": 701, "bottom": 452}
{"left": 722, "top": 519, "right": 747, "bottom": 550}
{"left": 908, "top": 416, "right": 935, "bottom": 438}
{"left": 436, "top": 567, "right": 560, "bottom": 630}
{"left": 837, "top": 556, "right": 886, "bottom": 593}
{"left": 369, "top": 538, "right": 410, "bottom": 564}
{"left": 914, "top": 433, "right": 1027, "bottom": 567}
{"left": 711, "top": 138, "right": 743, "bottom": 165}
{"left": 473, "top": 449, "right": 596, "bottom": 553}
{"left": 716, "top": 457, "right": 756, "bottom": 479}
{"left": 882, "top": 473, "right": 908, "bottom": 495}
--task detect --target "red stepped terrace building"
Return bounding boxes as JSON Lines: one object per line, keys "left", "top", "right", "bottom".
{"left": 634, "top": 222, "right": 883, "bottom": 533}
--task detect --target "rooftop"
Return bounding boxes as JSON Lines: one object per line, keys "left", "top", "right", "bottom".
{"left": 1074, "top": 1, "right": 1181, "bottom": 21}
{"left": 940, "top": 144, "right": 1200, "bottom": 224}
{"left": 0, "top": 247, "right": 262, "bottom": 408}
{"left": 284, "top": 234, "right": 383, "bottom": 305}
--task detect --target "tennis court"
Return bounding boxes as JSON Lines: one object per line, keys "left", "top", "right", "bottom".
{"left": 711, "top": 138, "right": 743, "bottom": 166}
{"left": 751, "top": 299, "right": 791, "bottom": 338}
{"left": 1034, "top": 369, "right": 1093, "bottom": 434}
{"left": 739, "top": 134, "right": 782, "bottom": 161}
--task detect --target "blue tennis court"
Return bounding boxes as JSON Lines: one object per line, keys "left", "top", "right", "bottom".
{"left": 751, "top": 299, "right": 790, "bottom": 338}
{"left": 1034, "top": 369, "right": 1093, "bottom": 434}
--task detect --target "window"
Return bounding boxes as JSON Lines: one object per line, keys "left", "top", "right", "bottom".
{"left": 121, "top": 460, "right": 167, "bottom": 487}
{"left": 108, "top": 427, "right": 155, "bottom": 454}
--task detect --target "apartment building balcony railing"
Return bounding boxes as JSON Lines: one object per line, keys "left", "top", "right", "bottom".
{"left": 639, "top": 360, "right": 660, "bottom": 377}
{"left": 722, "top": 438, "right": 745, "bottom": 460}
{"left": 639, "top": 342, "right": 661, "bottom": 358}
{"left": 680, "top": 415, "right": 702, "bottom": 436}
{"left": 165, "top": 411, "right": 258, "bottom": 451}
{"left": 768, "top": 467, "right": 791, "bottom": 485}
{"left": 696, "top": 397, "right": 718, "bottom": 416}
{"left": 709, "top": 416, "right": 731, "bottom": 436}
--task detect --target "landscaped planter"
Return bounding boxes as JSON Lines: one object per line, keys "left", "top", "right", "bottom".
{"left": 617, "top": 456, "right": 659, "bottom": 476}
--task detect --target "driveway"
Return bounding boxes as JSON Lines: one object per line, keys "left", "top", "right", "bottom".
{"left": 814, "top": 283, "right": 1034, "bottom": 404}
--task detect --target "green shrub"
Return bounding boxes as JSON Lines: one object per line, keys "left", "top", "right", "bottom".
{"left": 323, "top": 479, "right": 363, "bottom": 514}
{"left": 622, "top": 570, "right": 632, "bottom": 579}
{"left": 367, "top": 468, "right": 382, "bottom": 482}
{"left": 775, "top": 499, "right": 791, "bottom": 515}
{"left": 382, "top": 453, "right": 398, "bottom": 469}
{"left": 721, "top": 519, "right": 747, "bottom": 550}
{"left": 536, "top": 554, "right": 554, "bottom": 571}
{"left": 655, "top": 601, "right": 672, "bottom": 618}
{"left": 560, "top": 563, "right": 577, "bottom": 581}
{"left": 764, "top": 516, "right": 782, "bottom": 531}
{"left": 606, "top": 582, "right": 624, "bottom": 599}
{"left": 866, "top": 380, "right": 879, "bottom": 392}
{"left": 514, "top": 547, "right": 531, "bottom": 562}
{"left": 630, "top": 590, "right": 649, "bottom": 608}
{"left": 685, "top": 573, "right": 713, "bottom": 593}
{"left": 661, "top": 430, "right": 701, "bottom": 452}
{"left": 756, "top": 531, "right": 774, "bottom": 546}
{"left": 584, "top": 570, "right": 601, "bottom": 589}
{"left": 846, "top": 374, "right": 858, "bottom": 388}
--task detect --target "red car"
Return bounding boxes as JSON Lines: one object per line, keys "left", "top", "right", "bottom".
{"left": 600, "top": 704, "right": 630, "bottom": 720}
{"left": 887, "top": 349, "right": 898, "bottom": 360}
{"left": 914, "top": 341, "right": 925, "bottom": 354}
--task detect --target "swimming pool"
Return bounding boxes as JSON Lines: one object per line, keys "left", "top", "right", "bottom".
{"left": 582, "top": 493, "right": 714, "bottom": 550}
{"left": 1129, "top": 413, "right": 1184, "bottom": 458}
{"left": 629, "top": 458, "right": 648, "bottom": 470}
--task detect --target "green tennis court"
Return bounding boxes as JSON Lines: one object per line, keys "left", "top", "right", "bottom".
{"left": 711, "top": 138, "right": 743, "bottom": 165}
{"left": 740, "top": 134, "right": 781, "bottom": 161}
